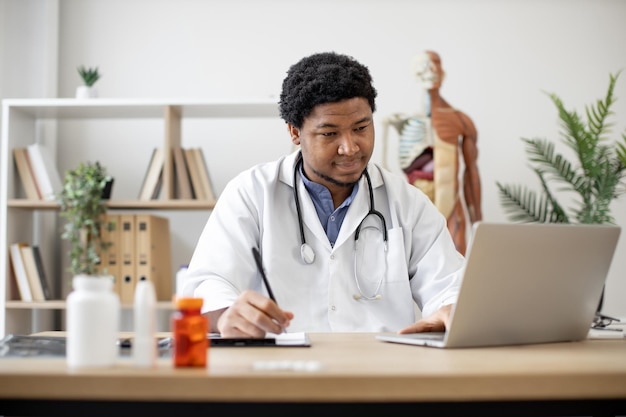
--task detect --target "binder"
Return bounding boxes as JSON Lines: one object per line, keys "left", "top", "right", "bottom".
{"left": 135, "top": 214, "right": 172, "bottom": 301}
{"left": 119, "top": 214, "right": 136, "bottom": 305}
{"left": 100, "top": 214, "right": 122, "bottom": 297}
{"left": 19, "top": 245, "right": 46, "bottom": 301}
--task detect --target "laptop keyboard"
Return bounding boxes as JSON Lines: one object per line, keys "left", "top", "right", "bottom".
{"left": 411, "top": 332, "right": 445, "bottom": 340}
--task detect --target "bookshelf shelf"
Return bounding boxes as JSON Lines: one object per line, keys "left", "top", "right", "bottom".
{"left": 5, "top": 300, "right": 174, "bottom": 310}
{"left": 7, "top": 199, "right": 216, "bottom": 210}
{"left": 1, "top": 98, "right": 279, "bottom": 337}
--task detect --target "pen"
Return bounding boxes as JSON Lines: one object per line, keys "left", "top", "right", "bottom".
{"left": 252, "top": 247, "right": 287, "bottom": 333}
{"left": 252, "top": 247, "right": 277, "bottom": 303}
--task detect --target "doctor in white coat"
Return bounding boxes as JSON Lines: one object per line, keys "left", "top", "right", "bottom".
{"left": 184, "top": 52, "right": 464, "bottom": 338}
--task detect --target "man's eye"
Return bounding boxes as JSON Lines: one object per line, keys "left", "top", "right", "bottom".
{"left": 321, "top": 131, "right": 336, "bottom": 137}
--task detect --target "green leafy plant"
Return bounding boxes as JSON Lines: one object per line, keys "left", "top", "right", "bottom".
{"left": 77, "top": 66, "right": 101, "bottom": 87}
{"left": 497, "top": 71, "right": 626, "bottom": 225}
{"left": 59, "top": 161, "right": 112, "bottom": 276}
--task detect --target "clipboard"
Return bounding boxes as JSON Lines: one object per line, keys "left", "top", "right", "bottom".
{"left": 209, "top": 332, "right": 311, "bottom": 347}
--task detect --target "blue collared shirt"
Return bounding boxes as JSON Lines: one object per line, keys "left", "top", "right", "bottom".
{"left": 300, "top": 168, "right": 359, "bottom": 247}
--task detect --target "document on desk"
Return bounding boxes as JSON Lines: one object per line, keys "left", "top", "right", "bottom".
{"left": 209, "top": 332, "right": 311, "bottom": 347}
{"left": 588, "top": 324, "right": 625, "bottom": 339}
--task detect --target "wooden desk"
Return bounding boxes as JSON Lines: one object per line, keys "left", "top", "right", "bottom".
{"left": 0, "top": 332, "right": 625, "bottom": 416}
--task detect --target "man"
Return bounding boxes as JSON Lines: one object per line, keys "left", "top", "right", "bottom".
{"left": 383, "top": 50, "right": 482, "bottom": 255}
{"left": 184, "top": 52, "right": 464, "bottom": 337}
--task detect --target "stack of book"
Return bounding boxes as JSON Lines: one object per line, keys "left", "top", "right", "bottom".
{"left": 138, "top": 146, "right": 216, "bottom": 204}
{"left": 8, "top": 242, "right": 52, "bottom": 301}
{"left": 13, "top": 144, "right": 64, "bottom": 201}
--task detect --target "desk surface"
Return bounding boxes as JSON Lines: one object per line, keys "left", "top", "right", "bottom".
{"left": 0, "top": 332, "right": 625, "bottom": 404}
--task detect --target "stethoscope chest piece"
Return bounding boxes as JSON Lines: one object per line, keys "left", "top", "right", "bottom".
{"left": 300, "top": 243, "right": 315, "bottom": 264}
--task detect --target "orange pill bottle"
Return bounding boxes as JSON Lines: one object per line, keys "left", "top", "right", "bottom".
{"left": 172, "top": 297, "right": 209, "bottom": 367}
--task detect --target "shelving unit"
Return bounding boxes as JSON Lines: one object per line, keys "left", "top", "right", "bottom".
{"left": 0, "top": 98, "right": 279, "bottom": 337}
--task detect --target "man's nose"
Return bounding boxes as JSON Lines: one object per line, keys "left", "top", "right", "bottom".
{"left": 338, "top": 133, "right": 360, "bottom": 155}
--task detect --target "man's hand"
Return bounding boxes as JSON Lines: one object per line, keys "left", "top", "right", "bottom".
{"left": 398, "top": 304, "right": 453, "bottom": 334}
{"left": 215, "top": 290, "right": 293, "bottom": 337}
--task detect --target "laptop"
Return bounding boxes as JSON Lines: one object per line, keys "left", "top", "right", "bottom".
{"left": 376, "top": 221, "right": 621, "bottom": 348}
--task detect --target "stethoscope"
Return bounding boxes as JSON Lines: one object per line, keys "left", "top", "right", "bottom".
{"left": 293, "top": 154, "right": 388, "bottom": 300}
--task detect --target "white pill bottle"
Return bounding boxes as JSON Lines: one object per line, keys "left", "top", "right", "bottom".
{"left": 66, "top": 275, "right": 120, "bottom": 368}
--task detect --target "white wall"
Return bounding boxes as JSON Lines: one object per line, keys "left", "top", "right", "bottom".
{"left": 3, "top": 0, "right": 626, "bottom": 316}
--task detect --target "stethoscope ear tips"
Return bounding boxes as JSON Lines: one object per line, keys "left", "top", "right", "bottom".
{"left": 301, "top": 243, "right": 315, "bottom": 264}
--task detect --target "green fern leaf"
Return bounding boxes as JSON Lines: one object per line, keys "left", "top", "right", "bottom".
{"left": 497, "top": 71, "right": 626, "bottom": 226}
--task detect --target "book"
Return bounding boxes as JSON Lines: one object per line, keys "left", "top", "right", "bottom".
{"left": 13, "top": 148, "right": 42, "bottom": 200}
{"left": 138, "top": 148, "right": 164, "bottom": 201}
{"left": 19, "top": 245, "right": 46, "bottom": 302}
{"left": 193, "top": 147, "right": 217, "bottom": 204}
{"left": 23, "top": 149, "right": 44, "bottom": 200}
{"left": 173, "top": 147, "right": 193, "bottom": 199}
{"left": 183, "top": 148, "right": 205, "bottom": 200}
{"left": 9, "top": 242, "right": 33, "bottom": 301}
{"left": 100, "top": 214, "right": 122, "bottom": 297}
{"left": 26, "top": 143, "right": 64, "bottom": 201}
{"left": 135, "top": 214, "right": 172, "bottom": 301}
{"left": 31, "top": 245, "right": 52, "bottom": 300}
{"left": 119, "top": 214, "right": 137, "bottom": 305}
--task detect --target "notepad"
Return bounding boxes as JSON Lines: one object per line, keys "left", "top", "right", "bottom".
{"left": 209, "top": 332, "right": 311, "bottom": 347}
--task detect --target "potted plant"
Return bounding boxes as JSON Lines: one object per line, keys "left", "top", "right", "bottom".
{"left": 496, "top": 71, "right": 626, "bottom": 313}
{"left": 497, "top": 71, "right": 626, "bottom": 224}
{"left": 59, "top": 161, "right": 113, "bottom": 276}
{"left": 76, "top": 65, "right": 101, "bottom": 99}
{"left": 59, "top": 161, "right": 120, "bottom": 368}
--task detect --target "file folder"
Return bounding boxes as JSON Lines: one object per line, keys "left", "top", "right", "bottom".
{"left": 135, "top": 214, "right": 172, "bottom": 301}
{"left": 119, "top": 214, "right": 136, "bottom": 305}
{"left": 100, "top": 214, "right": 122, "bottom": 297}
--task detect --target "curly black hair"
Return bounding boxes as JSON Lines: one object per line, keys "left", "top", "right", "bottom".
{"left": 278, "top": 52, "right": 378, "bottom": 128}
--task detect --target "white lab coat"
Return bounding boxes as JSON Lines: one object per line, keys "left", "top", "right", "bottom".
{"left": 184, "top": 151, "right": 464, "bottom": 332}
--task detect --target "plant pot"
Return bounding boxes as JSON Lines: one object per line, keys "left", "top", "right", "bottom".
{"left": 102, "top": 178, "right": 114, "bottom": 200}
{"left": 76, "top": 85, "right": 97, "bottom": 99}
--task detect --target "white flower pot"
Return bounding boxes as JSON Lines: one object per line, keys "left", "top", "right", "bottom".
{"left": 75, "top": 85, "right": 97, "bottom": 99}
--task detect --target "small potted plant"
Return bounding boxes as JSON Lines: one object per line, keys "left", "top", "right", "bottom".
{"left": 76, "top": 65, "right": 101, "bottom": 99}
{"left": 59, "top": 161, "right": 112, "bottom": 277}
{"left": 59, "top": 161, "right": 120, "bottom": 368}
{"left": 497, "top": 71, "right": 626, "bottom": 225}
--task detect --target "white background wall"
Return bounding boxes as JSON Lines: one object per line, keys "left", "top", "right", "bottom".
{"left": 2, "top": 0, "right": 626, "bottom": 317}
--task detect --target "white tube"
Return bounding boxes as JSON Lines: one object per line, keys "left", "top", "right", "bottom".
{"left": 133, "top": 280, "right": 157, "bottom": 367}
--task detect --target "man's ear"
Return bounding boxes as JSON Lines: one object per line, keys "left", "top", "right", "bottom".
{"left": 288, "top": 124, "right": 301, "bottom": 145}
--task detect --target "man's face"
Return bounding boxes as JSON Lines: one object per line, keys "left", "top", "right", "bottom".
{"left": 289, "top": 97, "right": 374, "bottom": 194}
{"left": 412, "top": 51, "right": 442, "bottom": 90}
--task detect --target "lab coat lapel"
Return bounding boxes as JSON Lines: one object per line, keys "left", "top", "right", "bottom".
{"left": 333, "top": 174, "right": 370, "bottom": 250}
{"left": 297, "top": 178, "right": 332, "bottom": 248}
{"left": 281, "top": 151, "right": 331, "bottom": 250}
